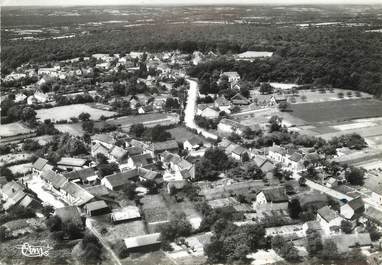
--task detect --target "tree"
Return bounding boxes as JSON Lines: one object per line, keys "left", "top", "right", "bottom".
{"left": 78, "top": 112, "right": 91, "bottom": 121}
{"left": 337, "top": 92, "right": 344, "bottom": 98}
{"left": 41, "top": 205, "right": 55, "bottom": 218}
{"left": 341, "top": 220, "right": 353, "bottom": 234}
{"left": 97, "top": 162, "right": 119, "bottom": 178}
{"left": 129, "top": 123, "right": 145, "bottom": 138}
{"left": 82, "top": 120, "right": 94, "bottom": 134}
{"left": 288, "top": 198, "right": 302, "bottom": 219}
{"left": 204, "top": 239, "right": 225, "bottom": 263}
{"left": 259, "top": 83, "right": 273, "bottom": 94}
{"left": 159, "top": 214, "right": 192, "bottom": 242}
{"left": 320, "top": 239, "right": 339, "bottom": 260}
{"left": 122, "top": 182, "right": 137, "bottom": 200}
{"left": 1, "top": 167, "right": 15, "bottom": 181}
{"left": 96, "top": 153, "right": 109, "bottom": 165}
{"left": 46, "top": 215, "right": 62, "bottom": 232}
{"left": 278, "top": 101, "right": 290, "bottom": 112}
{"left": 301, "top": 95, "right": 307, "bottom": 101}
{"left": 20, "top": 107, "right": 36, "bottom": 125}
{"left": 306, "top": 229, "right": 322, "bottom": 257}
{"left": 269, "top": 115, "right": 282, "bottom": 132}
{"left": 345, "top": 166, "right": 365, "bottom": 186}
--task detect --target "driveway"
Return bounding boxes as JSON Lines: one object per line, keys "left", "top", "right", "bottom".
{"left": 185, "top": 79, "right": 218, "bottom": 140}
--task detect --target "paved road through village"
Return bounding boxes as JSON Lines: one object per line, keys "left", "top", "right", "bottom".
{"left": 185, "top": 79, "right": 218, "bottom": 140}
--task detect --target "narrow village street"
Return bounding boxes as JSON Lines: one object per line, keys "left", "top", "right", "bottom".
{"left": 185, "top": 79, "right": 218, "bottom": 140}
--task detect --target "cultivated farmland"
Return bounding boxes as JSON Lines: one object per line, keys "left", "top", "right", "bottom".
{"left": 289, "top": 99, "right": 382, "bottom": 123}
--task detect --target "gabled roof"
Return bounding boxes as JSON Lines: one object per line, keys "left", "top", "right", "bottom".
{"left": 32, "top": 157, "right": 49, "bottom": 171}
{"left": 298, "top": 192, "right": 328, "bottom": 208}
{"left": 92, "top": 142, "right": 110, "bottom": 156}
{"left": 289, "top": 152, "right": 303, "bottom": 162}
{"left": 103, "top": 169, "right": 139, "bottom": 188}
{"left": 63, "top": 168, "right": 96, "bottom": 182}
{"left": 109, "top": 145, "right": 128, "bottom": 160}
{"left": 126, "top": 146, "right": 144, "bottom": 156}
{"left": 317, "top": 206, "right": 339, "bottom": 222}
{"left": 268, "top": 145, "right": 287, "bottom": 155}
{"left": 111, "top": 206, "right": 141, "bottom": 221}
{"left": 91, "top": 133, "right": 115, "bottom": 145}
{"left": 124, "top": 233, "right": 161, "bottom": 249}
{"left": 231, "top": 93, "right": 250, "bottom": 105}
{"left": 151, "top": 140, "right": 179, "bottom": 152}
{"left": 215, "top": 96, "right": 230, "bottom": 106}
{"left": 347, "top": 197, "right": 364, "bottom": 211}
{"left": 85, "top": 200, "right": 109, "bottom": 212}
{"left": 260, "top": 187, "right": 288, "bottom": 203}
{"left": 61, "top": 182, "right": 94, "bottom": 206}
{"left": 232, "top": 145, "right": 248, "bottom": 155}
{"left": 130, "top": 153, "right": 154, "bottom": 166}
{"left": 186, "top": 136, "right": 203, "bottom": 146}
{"left": 57, "top": 157, "right": 87, "bottom": 167}
{"left": 41, "top": 169, "right": 67, "bottom": 189}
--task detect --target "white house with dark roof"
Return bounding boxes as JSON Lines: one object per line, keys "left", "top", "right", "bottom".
{"left": 340, "top": 197, "right": 365, "bottom": 221}
{"left": 255, "top": 187, "right": 288, "bottom": 206}
{"left": 316, "top": 206, "right": 343, "bottom": 235}
{"left": 184, "top": 136, "right": 203, "bottom": 151}
{"left": 32, "top": 157, "right": 51, "bottom": 174}
{"left": 214, "top": 96, "right": 231, "bottom": 113}
{"left": 160, "top": 151, "right": 195, "bottom": 180}
{"left": 221, "top": 71, "right": 240, "bottom": 83}
{"left": 60, "top": 182, "right": 94, "bottom": 206}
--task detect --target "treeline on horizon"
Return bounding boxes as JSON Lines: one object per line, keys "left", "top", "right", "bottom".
{"left": 2, "top": 23, "right": 382, "bottom": 96}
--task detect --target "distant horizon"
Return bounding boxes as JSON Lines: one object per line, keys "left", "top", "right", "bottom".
{"left": 2, "top": 0, "right": 382, "bottom": 7}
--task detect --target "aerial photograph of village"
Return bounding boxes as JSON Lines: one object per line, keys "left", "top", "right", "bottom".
{"left": 0, "top": 1, "right": 382, "bottom": 265}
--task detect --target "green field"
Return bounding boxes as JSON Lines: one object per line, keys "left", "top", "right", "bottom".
{"left": 0, "top": 122, "right": 33, "bottom": 137}
{"left": 36, "top": 104, "right": 117, "bottom": 122}
{"left": 290, "top": 99, "right": 382, "bottom": 123}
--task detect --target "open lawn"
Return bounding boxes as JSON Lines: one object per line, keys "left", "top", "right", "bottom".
{"left": 290, "top": 99, "right": 382, "bottom": 123}
{"left": 103, "top": 220, "right": 147, "bottom": 244}
{"left": 0, "top": 153, "right": 33, "bottom": 167}
{"left": 0, "top": 122, "right": 33, "bottom": 137}
{"left": 8, "top": 162, "right": 32, "bottom": 174}
{"left": 54, "top": 123, "right": 85, "bottom": 136}
{"left": 36, "top": 104, "right": 117, "bottom": 122}
{"left": 167, "top": 127, "right": 207, "bottom": 143}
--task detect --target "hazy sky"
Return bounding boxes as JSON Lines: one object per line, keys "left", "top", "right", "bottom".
{"left": 1, "top": 0, "right": 381, "bottom": 6}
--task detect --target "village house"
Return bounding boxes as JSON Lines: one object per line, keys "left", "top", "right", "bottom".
{"left": 14, "top": 93, "right": 27, "bottom": 103}
{"left": 340, "top": 197, "right": 365, "bottom": 221}
{"left": 148, "top": 140, "right": 179, "bottom": 156}
{"left": 101, "top": 169, "right": 140, "bottom": 190}
{"left": 32, "top": 157, "right": 51, "bottom": 174}
{"left": 62, "top": 167, "right": 98, "bottom": 184}
{"left": 324, "top": 233, "right": 372, "bottom": 254}
{"left": 123, "top": 233, "right": 161, "bottom": 252}
{"left": 214, "top": 96, "right": 231, "bottom": 113}
{"left": 111, "top": 206, "right": 141, "bottom": 224}
{"left": 40, "top": 168, "right": 68, "bottom": 193}
{"left": 217, "top": 118, "right": 250, "bottom": 136}
{"left": 316, "top": 206, "right": 343, "bottom": 235}
{"left": 91, "top": 133, "right": 115, "bottom": 149}
{"left": 0, "top": 181, "right": 41, "bottom": 210}
{"left": 127, "top": 153, "right": 154, "bottom": 169}
{"left": 255, "top": 187, "right": 288, "bottom": 206}
{"left": 231, "top": 93, "right": 250, "bottom": 105}
{"left": 253, "top": 156, "right": 275, "bottom": 174}
{"left": 196, "top": 104, "right": 220, "bottom": 119}
{"left": 231, "top": 145, "right": 250, "bottom": 160}
{"left": 160, "top": 151, "right": 196, "bottom": 180}
{"left": 84, "top": 200, "right": 110, "bottom": 216}
{"left": 184, "top": 136, "right": 203, "bottom": 151}
{"left": 57, "top": 157, "right": 88, "bottom": 171}
{"left": 60, "top": 181, "right": 94, "bottom": 206}
{"left": 267, "top": 144, "right": 304, "bottom": 172}
{"left": 221, "top": 71, "right": 240, "bottom": 84}
{"left": 298, "top": 192, "right": 328, "bottom": 211}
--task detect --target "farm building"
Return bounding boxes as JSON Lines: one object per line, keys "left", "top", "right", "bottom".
{"left": 123, "top": 233, "right": 161, "bottom": 252}
{"left": 101, "top": 169, "right": 139, "bottom": 190}
{"left": 57, "top": 157, "right": 88, "bottom": 171}
{"left": 149, "top": 140, "right": 179, "bottom": 156}
{"left": 111, "top": 206, "right": 141, "bottom": 224}
{"left": 62, "top": 168, "right": 98, "bottom": 183}
{"left": 85, "top": 200, "right": 110, "bottom": 216}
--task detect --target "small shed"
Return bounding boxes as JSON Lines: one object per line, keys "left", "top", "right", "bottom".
{"left": 84, "top": 200, "right": 110, "bottom": 216}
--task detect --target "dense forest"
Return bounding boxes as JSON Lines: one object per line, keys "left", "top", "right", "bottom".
{"left": 2, "top": 7, "right": 382, "bottom": 95}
